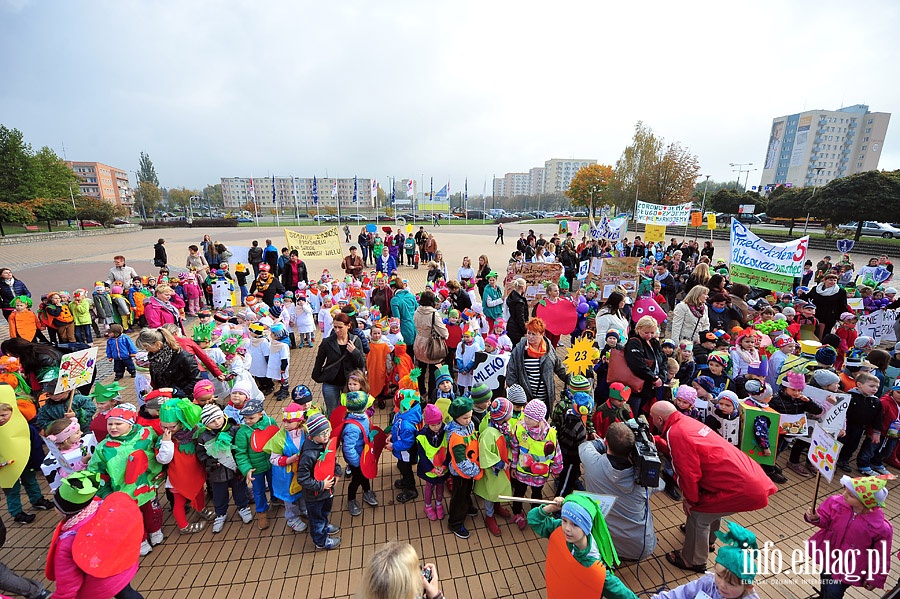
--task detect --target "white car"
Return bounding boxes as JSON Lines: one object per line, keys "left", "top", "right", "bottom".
{"left": 837, "top": 221, "right": 900, "bottom": 238}
{"left": 313, "top": 215, "right": 336, "bottom": 222}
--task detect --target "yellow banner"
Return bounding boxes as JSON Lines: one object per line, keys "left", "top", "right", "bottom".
{"left": 644, "top": 223, "right": 665, "bottom": 243}
{"left": 707, "top": 213, "right": 717, "bottom": 230}
{"left": 284, "top": 227, "right": 343, "bottom": 259}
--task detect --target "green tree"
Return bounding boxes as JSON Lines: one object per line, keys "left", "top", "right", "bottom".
{"left": 167, "top": 187, "right": 201, "bottom": 214}
{"left": 0, "top": 125, "right": 35, "bottom": 204}
{"left": 25, "top": 197, "right": 75, "bottom": 232}
{"left": 31, "top": 146, "right": 79, "bottom": 199}
{"left": 138, "top": 151, "right": 159, "bottom": 187}
{"left": 692, "top": 180, "right": 742, "bottom": 203}
{"left": 566, "top": 164, "right": 615, "bottom": 218}
{"left": 203, "top": 183, "right": 223, "bottom": 207}
{"left": 811, "top": 170, "right": 900, "bottom": 241}
{"left": 75, "top": 196, "right": 126, "bottom": 226}
{"left": 0, "top": 201, "right": 35, "bottom": 236}
{"left": 765, "top": 186, "right": 812, "bottom": 236}
{"left": 707, "top": 189, "right": 766, "bottom": 216}
{"left": 137, "top": 181, "right": 162, "bottom": 217}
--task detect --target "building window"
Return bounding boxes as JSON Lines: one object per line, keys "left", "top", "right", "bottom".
{"left": 865, "top": 127, "right": 872, "bottom": 134}
{"left": 867, "top": 118, "right": 874, "bottom": 124}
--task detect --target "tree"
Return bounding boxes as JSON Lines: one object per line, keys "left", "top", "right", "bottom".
{"left": 30, "top": 146, "right": 78, "bottom": 199}
{"left": 0, "top": 125, "right": 35, "bottom": 204}
{"left": 138, "top": 151, "right": 159, "bottom": 187}
{"left": 167, "top": 188, "right": 201, "bottom": 214}
{"left": 566, "top": 164, "right": 615, "bottom": 218}
{"left": 75, "top": 197, "right": 126, "bottom": 226}
{"left": 765, "top": 186, "right": 812, "bottom": 236}
{"left": 25, "top": 197, "right": 74, "bottom": 232}
{"left": 707, "top": 189, "right": 766, "bottom": 216}
{"left": 691, "top": 180, "right": 743, "bottom": 202}
{"left": 0, "top": 201, "right": 35, "bottom": 236}
{"left": 137, "top": 181, "right": 162, "bottom": 217}
{"left": 811, "top": 170, "right": 900, "bottom": 241}
{"left": 203, "top": 184, "right": 223, "bottom": 207}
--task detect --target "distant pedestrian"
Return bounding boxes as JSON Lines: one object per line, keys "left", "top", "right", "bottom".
{"left": 153, "top": 238, "right": 167, "bottom": 268}
{"left": 495, "top": 223, "right": 504, "bottom": 244}
{"left": 343, "top": 224, "right": 351, "bottom": 243}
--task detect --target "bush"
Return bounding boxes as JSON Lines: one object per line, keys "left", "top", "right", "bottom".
{"left": 495, "top": 216, "right": 521, "bottom": 224}
{"left": 142, "top": 218, "right": 238, "bottom": 229}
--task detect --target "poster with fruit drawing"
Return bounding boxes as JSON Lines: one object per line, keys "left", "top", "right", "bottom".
{"left": 55, "top": 347, "right": 98, "bottom": 394}
{"left": 807, "top": 423, "right": 842, "bottom": 483}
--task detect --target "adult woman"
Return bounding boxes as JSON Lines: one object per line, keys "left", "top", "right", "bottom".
{"left": 706, "top": 292, "right": 740, "bottom": 332}
{"left": 433, "top": 250, "right": 448, "bottom": 281}
{"left": 359, "top": 541, "right": 443, "bottom": 599}
{"left": 280, "top": 250, "right": 309, "bottom": 291}
{"left": 0, "top": 337, "right": 62, "bottom": 394}
{"left": 475, "top": 255, "right": 492, "bottom": 298}
{"left": 683, "top": 262, "right": 711, "bottom": 294}
{"left": 152, "top": 238, "right": 167, "bottom": 268}
{"left": 312, "top": 312, "right": 366, "bottom": 415}
{"left": 412, "top": 290, "right": 449, "bottom": 401}
{"left": 200, "top": 234, "right": 215, "bottom": 265}
{"left": 539, "top": 242, "right": 557, "bottom": 263}
{"left": 186, "top": 245, "right": 209, "bottom": 283}
{"left": 215, "top": 242, "right": 233, "bottom": 263}
{"left": 424, "top": 234, "right": 437, "bottom": 262}
{"left": 481, "top": 271, "right": 503, "bottom": 330}
{"left": 806, "top": 271, "right": 849, "bottom": 340}
{"left": 594, "top": 291, "right": 630, "bottom": 342}
{"left": 445, "top": 280, "right": 471, "bottom": 312}
{"left": 623, "top": 315, "right": 667, "bottom": 415}
{"left": 669, "top": 285, "right": 710, "bottom": 344}
{"left": 506, "top": 278, "right": 529, "bottom": 347}
{"left": 357, "top": 227, "right": 370, "bottom": 266}
{"left": 506, "top": 317, "right": 569, "bottom": 412}
{"left": 137, "top": 327, "right": 202, "bottom": 397}
{"left": 706, "top": 273, "right": 727, "bottom": 295}
{"left": 457, "top": 256, "right": 475, "bottom": 284}
{"left": 370, "top": 274, "right": 393, "bottom": 318}
{"left": 142, "top": 283, "right": 186, "bottom": 331}
{"left": 726, "top": 283, "right": 751, "bottom": 329}
{"left": 248, "top": 264, "right": 285, "bottom": 306}
{"left": 700, "top": 240, "right": 714, "bottom": 261}
{"left": 376, "top": 247, "right": 396, "bottom": 277}
{"left": 0, "top": 268, "right": 30, "bottom": 321}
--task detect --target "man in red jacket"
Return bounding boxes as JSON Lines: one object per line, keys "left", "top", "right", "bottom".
{"left": 650, "top": 401, "right": 777, "bottom": 572}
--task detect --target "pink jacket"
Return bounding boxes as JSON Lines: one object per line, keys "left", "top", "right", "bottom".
{"left": 805, "top": 494, "right": 893, "bottom": 589}
{"left": 50, "top": 501, "right": 139, "bottom": 599}
{"left": 142, "top": 294, "right": 185, "bottom": 329}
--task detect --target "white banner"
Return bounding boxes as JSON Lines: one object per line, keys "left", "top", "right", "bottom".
{"left": 804, "top": 385, "right": 850, "bottom": 437}
{"left": 729, "top": 219, "right": 809, "bottom": 278}
{"left": 589, "top": 216, "right": 628, "bottom": 242}
{"left": 635, "top": 201, "right": 692, "bottom": 225}
{"left": 857, "top": 309, "right": 898, "bottom": 345}
{"left": 471, "top": 352, "right": 509, "bottom": 390}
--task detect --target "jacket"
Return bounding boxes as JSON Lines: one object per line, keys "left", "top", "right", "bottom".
{"left": 0, "top": 277, "right": 30, "bottom": 312}
{"left": 390, "top": 289, "right": 419, "bottom": 347}
{"left": 234, "top": 414, "right": 276, "bottom": 475}
{"left": 481, "top": 285, "right": 503, "bottom": 320}
{"left": 412, "top": 306, "right": 449, "bottom": 365}
{"left": 249, "top": 277, "right": 285, "bottom": 307}
{"left": 311, "top": 332, "right": 366, "bottom": 387}
{"left": 660, "top": 411, "right": 776, "bottom": 513}
{"left": 506, "top": 336, "right": 569, "bottom": 410}
{"left": 294, "top": 436, "right": 334, "bottom": 503}
{"left": 878, "top": 393, "right": 900, "bottom": 435}
{"left": 36, "top": 395, "right": 96, "bottom": 434}
{"left": 669, "top": 302, "right": 709, "bottom": 344}
{"left": 106, "top": 335, "right": 138, "bottom": 360}
{"left": 148, "top": 349, "right": 202, "bottom": 398}
{"left": 770, "top": 389, "right": 825, "bottom": 417}
{"left": 595, "top": 310, "right": 630, "bottom": 342}
{"left": 505, "top": 290, "right": 529, "bottom": 346}
{"left": 142, "top": 295, "right": 185, "bottom": 329}
{"left": 280, "top": 259, "right": 309, "bottom": 290}
{"left": 153, "top": 242, "right": 167, "bottom": 265}
{"left": 845, "top": 388, "right": 883, "bottom": 430}
{"left": 623, "top": 336, "right": 666, "bottom": 399}
{"left": 69, "top": 299, "right": 92, "bottom": 326}
{"left": 196, "top": 422, "right": 240, "bottom": 483}
{"left": 391, "top": 403, "right": 422, "bottom": 461}
{"left": 341, "top": 412, "right": 369, "bottom": 468}
{"left": 247, "top": 246, "right": 263, "bottom": 265}
{"left": 375, "top": 254, "right": 396, "bottom": 276}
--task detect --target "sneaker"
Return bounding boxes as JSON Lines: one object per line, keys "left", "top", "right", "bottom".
{"left": 424, "top": 503, "right": 437, "bottom": 520}
{"left": 512, "top": 513, "right": 527, "bottom": 530}
{"left": 32, "top": 498, "right": 54, "bottom": 511}
{"left": 767, "top": 471, "right": 788, "bottom": 484}
{"left": 212, "top": 514, "right": 227, "bottom": 534}
{"left": 13, "top": 512, "right": 35, "bottom": 524}
{"left": 316, "top": 536, "right": 341, "bottom": 550}
{"left": 287, "top": 517, "right": 308, "bottom": 533}
{"left": 148, "top": 529, "right": 164, "bottom": 546}
{"left": 325, "top": 524, "right": 341, "bottom": 535}
{"left": 396, "top": 489, "right": 418, "bottom": 503}
{"left": 837, "top": 461, "right": 852, "bottom": 473}
{"left": 858, "top": 467, "right": 876, "bottom": 476}
{"left": 238, "top": 507, "right": 253, "bottom": 524}
{"left": 394, "top": 478, "right": 406, "bottom": 489}
{"left": 467, "top": 506, "right": 478, "bottom": 517}
{"left": 363, "top": 490, "right": 379, "bottom": 507}
{"left": 872, "top": 465, "right": 890, "bottom": 475}
{"left": 786, "top": 461, "right": 811, "bottom": 477}
{"left": 139, "top": 540, "right": 153, "bottom": 556}
{"left": 345, "top": 466, "right": 352, "bottom": 478}
{"left": 451, "top": 526, "right": 470, "bottom": 539}
{"left": 348, "top": 499, "right": 362, "bottom": 516}
{"left": 37, "top": 591, "right": 52, "bottom": 599}
{"left": 494, "top": 504, "right": 511, "bottom": 519}
{"left": 485, "top": 515, "right": 501, "bottom": 537}
{"left": 435, "top": 502, "right": 445, "bottom": 519}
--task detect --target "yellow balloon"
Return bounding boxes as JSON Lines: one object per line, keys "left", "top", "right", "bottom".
{"left": 406, "top": 224, "right": 413, "bottom": 234}
{"left": 0, "top": 385, "right": 30, "bottom": 487}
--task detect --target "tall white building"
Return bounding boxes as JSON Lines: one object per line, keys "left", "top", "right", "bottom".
{"left": 221, "top": 177, "right": 373, "bottom": 211}
{"left": 759, "top": 104, "right": 890, "bottom": 190}
{"left": 492, "top": 159, "right": 596, "bottom": 198}
{"left": 542, "top": 158, "right": 598, "bottom": 193}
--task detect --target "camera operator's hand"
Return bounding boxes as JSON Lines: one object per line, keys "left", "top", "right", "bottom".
{"left": 543, "top": 496, "right": 565, "bottom": 514}
{"left": 422, "top": 562, "right": 441, "bottom": 599}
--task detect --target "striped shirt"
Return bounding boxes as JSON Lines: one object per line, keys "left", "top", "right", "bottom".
{"left": 523, "top": 356, "right": 545, "bottom": 402}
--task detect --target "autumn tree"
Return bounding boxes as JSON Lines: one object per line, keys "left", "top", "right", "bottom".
{"left": 566, "top": 164, "right": 615, "bottom": 218}
{"left": 137, "top": 181, "right": 162, "bottom": 218}
{"left": 25, "top": 197, "right": 75, "bottom": 232}
{"left": 0, "top": 201, "right": 35, "bottom": 236}
{"left": 75, "top": 197, "right": 126, "bottom": 226}
{"left": 167, "top": 187, "right": 202, "bottom": 215}
{"left": 203, "top": 183, "right": 223, "bottom": 207}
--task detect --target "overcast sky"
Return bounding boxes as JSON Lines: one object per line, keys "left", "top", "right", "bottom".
{"left": 1, "top": 0, "right": 897, "bottom": 194}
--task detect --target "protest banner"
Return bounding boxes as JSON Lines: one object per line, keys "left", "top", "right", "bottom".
{"left": 590, "top": 257, "right": 640, "bottom": 299}
{"left": 284, "top": 227, "right": 343, "bottom": 259}
{"left": 471, "top": 352, "right": 509, "bottom": 390}
{"left": 857, "top": 309, "right": 898, "bottom": 344}
{"left": 55, "top": 347, "right": 98, "bottom": 394}
{"left": 808, "top": 423, "right": 842, "bottom": 483}
{"left": 504, "top": 261, "right": 563, "bottom": 309}
{"left": 739, "top": 403, "right": 780, "bottom": 466}
{"left": 729, "top": 219, "right": 809, "bottom": 286}
{"left": 729, "top": 264, "right": 795, "bottom": 293}
{"left": 635, "top": 200, "right": 692, "bottom": 226}
{"left": 691, "top": 212, "right": 703, "bottom": 227}
{"left": 643, "top": 224, "right": 665, "bottom": 243}
{"left": 589, "top": 216, "right": 628, "bottom": 242}
{"left": 804, "top": 385, "right": 850, "bottom": 437}
{"left": 577, "top": 260, "right": 590, "bottom": 281}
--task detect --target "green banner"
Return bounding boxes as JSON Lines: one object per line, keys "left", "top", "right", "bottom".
{"left": 729, "top": 263, "right": 795, "bottom": 293}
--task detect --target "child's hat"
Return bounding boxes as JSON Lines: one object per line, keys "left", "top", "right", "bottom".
{"left": 270, "top": 322, "right": 289, "bottom": 340}
{"left": 744, "top": 379, "right": 773, "bottom": 399}
{"left": 572, "top": 392, "right": 594, "bottom": 415}
{"left": 448, "top": 308, "right": 460, "bottom": 319}
{"left": 747, "top": 359, "right": 768, "bottom": 377}
{"left": 714, "top": 520, "right": 759, "bottom": 584}
{"left": 774, "top": 334, "right": 794, "bottom": 349}
{"left": 424, "top": 403, "right": 444, "bottom": 425}
{"left": 200, "top": 404, "right": 225, "bottom": 426}
{"left": 231, "top": 381, "right": 252, "bottom": 397}
{"left": 661, "top": 338, "right": 676, "bottom": 349}
{"left": 448, "top": 396, "right": 474, "bottom": 419}
{"left": 291, "top": 385, "right": 313, "bottom": 404}
{"left": 397, "top": 389, "right": 419, "bottom": 413}
{"left": 782, "top": 306, "right": 796, "bottom": 317}
{"left": 193, "top": 379, "right": 216, "bottom": 398}
{"left": 568, "top": 375, "right": 591, "bottom": 394}
{"left": 53, "top": 471, "right": 102, "bottom": 515}
{"left": 675, "top": 385, "right": 697, "bottom": 406}
{"left": 248, "top": 322, "right": 265, "bottom": 336}
{"left": 283, "top": 402, "right": 306, "bottom": 422}
{"left": 707, "top": 352, "right": 729, "bottom": 368}
{"left": 239, "top": 398, "right": 265, "bottom": 416}
{"left": 489, "top": 397, "right": 513, "bottom": 422}
{"left": 783, "top": 371, "right": 806, "bottom": 390}
{"left": 345, "top": 390, "right": 369, "bottom": 413}
{"left": 561, "top": 494, "right": 620, "bottom": 570}
{"left": 493, "top": 318, "right": 506, "bottom": 330}
{"left": 811, "top": 369, "right": 841, "bottom": 389}
{"left": 839, "top": 312, "right": 857, "bottom": 322}
{"left": 108, "top": 403, "right": 137, "bottom": 425}
{"left": 470, "top": 383, "right": 492, "bottom": 405}
{"left": 484, "top": 334, "right": 499, "bottom": 348}
{"left": 305, "top": 413, "right": 330, "bottom": 437}
{"left": 608, "top": 382, "right": 631, "bottom": 402}
{"left": 605, "top": 329, "right": 621, "bottom": 342}
{"left": 90, "top": 381, "right": 123, "bottom": 403}
{"left": 506, "top": 384, "right": 528, "bottom": 406}
{"left": 389, "top": 317, "right": 400, "bottom": 328}
{"left": 523, "top": 399, "right": 547, "bottom": 422}
{"left": 854, "top": 336, "right": 876, "bottom": 350}
{"left": 845, "top": 348, "right": 866, "bottom": 368}
{"left": 815, "top": 346, "right": 837, "bottom": 366}
{"left": 698, "top": 331, "right": 717, "bottom": 343}
{"left": 693, "top": 375, "right": 717, "bottom": 394}
{"left": 435, "top": 364, "right": 453, "bottom": 386}
{"left": 799, "top": 339, "right": 821, "bottom": 357}
{"left": 160, "top": 398, "right": 203, "bottom": 429}
{"left": 841, "top": 474, "right": 890, "bottom": 509}
{"left": 715, "top": 390, "right": 740, "bottom": 413}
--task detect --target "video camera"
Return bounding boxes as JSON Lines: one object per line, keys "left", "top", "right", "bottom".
{"left": 626, "top": 416, "right": 661, "bottom": 488}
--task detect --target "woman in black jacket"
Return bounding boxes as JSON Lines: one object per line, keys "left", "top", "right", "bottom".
{"left": 153, "top": 238, "right": 167, "bottom": 268}
{"left": 475, "top": 255, "right": 492, "bottom": 299}
{"left": 623, "top": 315, "right": 667, "bottom": 416}
{"left": 312, "top": 312, "right": 366, "bottom": 415}
{"left": 137, "top": 327, "right": 201, "bottom": 398}
{"left": 805, "top": 272, "right": 849, "bottom": 339}
{"left": 505, "top": 278, "right": 529, "bottom": 347}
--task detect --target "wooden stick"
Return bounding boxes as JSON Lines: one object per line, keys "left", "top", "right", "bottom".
{"left": 497, "top": 495, "right": 556, "bottom": 506}
{"left": 811, "top": 471, "right": 822, "bottom": 511}
{"left": 65, "top": 389, "right": 75, "bottom": 412}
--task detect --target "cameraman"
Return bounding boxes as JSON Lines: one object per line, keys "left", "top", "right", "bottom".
{"left": 579, "top": 422, "right": 664, "bottom": 561}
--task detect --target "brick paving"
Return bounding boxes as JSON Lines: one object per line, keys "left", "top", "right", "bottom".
{"left": 1, "top": 225, "right": 899, "bottom": 598}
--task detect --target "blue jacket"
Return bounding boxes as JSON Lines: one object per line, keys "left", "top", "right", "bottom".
{"left": 391, "top": 404, "right": 422, "bottom": 460}
{"left": 376, "top": 254, "right": 397, "bottom": 276}
{"left": 106, "top": 335, "right": 138, "bottom": 359}
{"left": 342, "top": 412, "right": 369, "bottom": 468}
{"left": 390, "top": 289, "right": 418, "bottom": 347}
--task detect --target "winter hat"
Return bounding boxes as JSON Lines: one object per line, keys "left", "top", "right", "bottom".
{"left": 605, "top": 329, "right": 621, "bottom": 343}
{"left": 715, "top": 520, "right": 759, "bottom": 584}
{"left": 107, "top": 403, "right": 137, "bottom": 425}
{"left": 193, "top": 380, "right": 216, "bottom": 398}
{"left": 568, "top": 375, "right": 591, "bottom": 394}
{"left": 839, "top": 312, "right": 857, "bottom": 322}
{"left": 608, "top": 382, "right": 631, "bottom": 402}
{"left": 53, "top": 471, "right": 102, "bottom": 515}
{"left": 561, "top": 500, "right": 593, "bottom": 539}
{"left": 423, "top": 403, "right": 444, "bottom": 426}
{"left": 470, "top": 383, "right": 492, "bottom": 405}
{"left": 745, "top": 379, "right": 773, "bottom": 400}
{"left": 784, "top": 371, "right": 806, "bottom": 390}
{"left": 507, "top": 384, "right": 528, "bottom": 406}
{"left": 435, "top": 364, "right": 453, "bottom": 386}
{"left": 845, "top": 349, "right": 866, "bottom": 368}
{"left": 782, "top": 306, "right": 796, "bottom": 317}
{"left": 661, "top": 338, "right": 676, "bottom": 349}
{"left": 815, "top": 346, "right": 838, "bottom": 366}
{"left": 811, "top": 369, "right": 841, "bottom": 389}
{"left": 854, "top": 336, "right": 876, "bottom": 351}
{"left": 747, "top": 360, "right": 768, "bottom": 377}
{"left": 774, "top": 334, "right": 795, "bottom": 349}
{"left": 345, "top": 390, "right": 369, "bottom": 413}
{"left": 886, "top": 287, "right": 898, "bottom": 296}
{"left": 841, "top": 475, "right": 889, "bottom": 509}
{"left": 239, "top": 398, "right": 265, "bottom": 416}
{"left": 715, "top": 391, "right": 740, "bottom": 413}
{"left": 282, "top": 403, "right": 306, "bottom": 422}
{"left": 489, "top": 397, "right": 513, "bottom": 422}
{"left": 493, "top": 318, "right": 506, "bottom": 331}
{"left": 230, "top": 381, "right": 252, "bottom": 399}
{"left": 200, "top": 404, "right": 225, "bottom": 427}
{"left": 675, "top": 385, "right": 697, "bottom": 406}
{"left": 693, "top": 375, "right": 716, "bottom": 394}
{"left": 484, "top": 334, "right": 499, "bottom": 349}
{"left": 707, "top": 352, "right": 729, "bottom": 368}
{"left": 305, "top": 412, "right": 330, "bottom": 438}
{"left": 523, "top": 399, "right": 547, "bottom": 422}
{"left": 448, "top": 396, "right": 474, "bottom": 419}
{"left": 572, "top": 392, "right": 594, "bottom": 416}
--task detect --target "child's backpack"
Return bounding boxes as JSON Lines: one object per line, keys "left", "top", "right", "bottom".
{"left": 328, "top": 406, "right": 388, "bottom": 479}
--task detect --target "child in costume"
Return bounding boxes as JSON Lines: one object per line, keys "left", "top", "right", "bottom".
{"left": 318, "top": 296, "right": 335, "bottom": 338}
{"left": 156, "top": 398, "right": 211, "bottom": 534}
{"left": 416, "top": 403, "right": 449, "bottom": 521}
{"left": 367, "top": 325, "right": 394, "bottom": 404}
{"left": 470, "top": 383, "right": 493, "bottom": 432}
{"left": 295, "top": 413, "right": 341, "bottom": 549}
{"left": 704, "top": 390, "right": 741, "bottom": 447}
{"left": 674, "top": 385, "right": 702, "bottom": 421}
{"left": 280, "top": 291, "right": 296, "bottom": 348}
{"left": 730, "top": 328, "right": 760, "bottom": 379}
{"left": 446, "top": 396, "right": 480, "bottom": 539}
{"left": 264, "top": 395, "right": 312, "bottom": 533}
{"left": 92, "top": 281, "right": 115, "bottom": 333}
{"left": 87, "top": 381, "right": 124, "bottom": 442}
{"left": 87, "top": 402, "right": 164, "bottom": 556}
{"left": 391, "top": 389, "right": 423, "bottom": 504}
{"left": 836, "top": 371, "right": 883, "bottom": 474}
{"left": 741, "top": 379, "right": 787, "bottom": 484}
{"left": 857, "top": 380, "right": 900, "bottom": 476}
{"left": 181, "top": 271, "right": 202, "bottom": 315}
{"left": 106, "top": 323, "right": 138, "bottom": 380}
{"left": 35, "top": 385, "right": 95, "bottom": 434}
{"left": 133, "top": 391, "right": 160, "bottom": 435}
{"left": 510, "top": 399, "right": 563, "bottom": 530}
{"left": 343, "top": 391, "right": 381, "bottom": 515}
{"left": 234, "top": 398, "right": 276, "bottom": 530}
{"left": 474, "top": 397, "right": 514, "bottom": 537}
{"left": 69, "top": 288, "right": 93, "bottom": 344}
{"left": 7, "top": 295, "right": 45, "bottom": 342}
{"left": 705, "top": 352, "right": 735, "bottom": 397}
{"left": 196, "top": 404, "right": 253, "bottom": 533}
{"left": 266, "top": 323, "right": 291, "bottom": 400}
{"left": 247, "top": 323, "right": 273, "bottom": 396}
{"left": 40, "top": 417, "right": 92, "bottom": 491}
{"left": 528, "top": 495, "right": 638, "bottom": 599}
{"left": 385, "top": 317, "right": 404, "bottom": 346}
{"left": 44, "top": 291, "right": 76, "bottom": 343}
{"left": 224, "top": 381, "right": 254, "bottom": 425}
{"left": 493, "top": 318, "right": 513, "bottom": 353}
{"left": 554, "top": 391, "right": 595, "bottom": 497}
{"left": 294, "top": 292, "right": 316, "bottom": 348}
{"left": 1, "top": 392, "right": 54, "bottom": 526}
{"left": 507, "top": 383, "right": 528, "bottom": 426}
{"left": 805, "top": 475, "right": 893, "bottom": 597}
{"left": 592, "top": 383, "right": 633, "bottom": 439}
{"left": 210, "top": 269, "right": 234, "bottom": 310}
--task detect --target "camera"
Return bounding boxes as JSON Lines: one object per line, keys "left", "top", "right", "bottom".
{"left": 422, "top": 566, "right": 433, "bottom": 582}
{"left": 626, "top": 416, "right": 661, "bottom": 488}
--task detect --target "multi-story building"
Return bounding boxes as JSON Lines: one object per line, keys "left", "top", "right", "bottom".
{"left": 492, "top": 177, "right": 507, "bottom": 198}
{"left": 542, "top": 158, "right": 598, "bottom": 193}
{"left": 529, "top": 167, "right": 545, "bottom": 196}
{"left": 759, "top": 104, "right": 890, "bottom": 189}
{"left": 66, "top": 161, "right": 133, "bottom": 207}
{"left": 221, "top": 177, "right": 374, "bottom": 211}
{"left": 503, "top": 173, "right": 530, "bottom": 197}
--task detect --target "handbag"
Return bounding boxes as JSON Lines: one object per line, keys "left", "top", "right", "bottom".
{"left": 424, "top": 311, "right": 448, "bottom": 362}
{"left": 607, "top": 348, "right": 645, "bottom": 393}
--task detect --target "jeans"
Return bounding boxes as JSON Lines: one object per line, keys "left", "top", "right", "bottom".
{"left": 211, "top": 477, "right": 249, "bottom": 516}
{"left": 322, "top": 383, "right": 342, "bottom": 416}
{"left": 3, "top": 469, "right": 43, "bottom": 516}
{"left": 0, "top": 561, "right": 45, "bottom": 598}
{"left": 858, "top": 436, "right": 899, "bottom": 469}
{"left": 249, "top": 469, "right": 273, "bottom": 513}
{"left": 74, "top": 324, "right": 93, "bottom": 344}
{"left": 819, "top": 574, "right": 850, "bottom": 599}
{"left": 284, "top": 497, "right": 307, "bottom": 520}
{"left": 361, "top": 246, "right": 369, "bottom": 264}
{"left": 306, "top": 495, "right": 334, "bottom": 547}
{"left": 113, "top": 357, "right": 136, "bottom": 376}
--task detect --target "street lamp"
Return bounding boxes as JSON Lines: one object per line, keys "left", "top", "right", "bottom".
{"left": 804, "top": 166, "right": 826, "bottom": 235}
{"left": 729, "top": 162, "right": 753, "bottom": 191}
{"left": 695, "top": 174, "right": 710, "bottom": 240}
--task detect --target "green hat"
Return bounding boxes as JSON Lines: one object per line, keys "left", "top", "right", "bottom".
{"left": 54, "top": 470, "right": 102, "bottom": 515}
{"left": 38, "top": 366, "right": 60, "bottom": 384}
{"left": 89, "top": 381, "right": 124, "bottom": 403}
{"left": 485, "top": 271, "right": 499, "bottom": 280}
{"left": 159, "top": 398, "right": 202, "bottom": 429}
{"left": 470, "top": 383, "right": 492, "bottom": 405}
{"left": 564, "top": 494, "right": 620, "bottom": 569}
{"left": 191, "top": 322, "right": 214, "bottom": 343}
{"left": 13, "top": 295, "right": 32, "bottom": 308}
{"left": 568, "top": 375, "right": 591, "bottom": 393}
{"left": 398, "top": 389, "right": 419, "bottom": 413}
{"left": 448, "top": 396, "right": 474, "bottom": 419}
{"left": 558, "top": 274, "right": 570, "bottom": 290}
{"left": 715, "top": 520, "right": 758, "bottom": 583}
{"left": 435, "top": 364, "right": 453, "bottom": 386}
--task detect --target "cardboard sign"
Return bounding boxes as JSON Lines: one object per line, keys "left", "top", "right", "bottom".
{"left": 691, "top": 211, "right": 703, "bottom": 227}
{"left": 780, "top": 413, "right": 808, "bottom": 437}
{"left": 804, "top": 385, "right": 850, "bottom": 437}
{"left": 284, "top": 226, "right": 343, "bottom": 259}
{"left": 857, "top": 309, "right": 898, "bottom": 344}
{"left": 644, "top": 224, "right": 666, "bottom": 243}
{"left": 503, "top": 261, "right": 563, "bottom": 309}
{"left": 707, "top": 213, "right": 717, "bottom": 230}
{"left": 471, "top": 352, "right": 509, "bottom": 390}
{"left": 591, "top": 257, "right": 640, "bottom": 299}
{"left": 808, "top": 423, "right": 842, "bottom": 483}
{"left": 55, "top": 347, "right": 98, "bottom": 394}
{"left": 739, "top": 402, "right": 781, "bottom": 465}
{"left": 577, "top": 260, "right": 590, "bottom": 281}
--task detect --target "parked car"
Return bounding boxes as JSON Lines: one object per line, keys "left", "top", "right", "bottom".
{"left": 837, "top": 221, "right": 900, "bottom": 238}
{"left": 80, "top": 220, "right": 103, "bottom": 228}
{"left": 236, "top": 217, "right": 254, "bottom": 223}
{"left": 344, "top": 213, "right": 366, "bottom": 221}
{"left": 112, "top": 218, "right": 130, "bottom": 225}
{"left": 717, "top": 213, "right": 762, "bottom": 225}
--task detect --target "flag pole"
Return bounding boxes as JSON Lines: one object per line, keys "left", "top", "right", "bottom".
{"left": 273, "top": 175, "right": 280, "bottom": 228}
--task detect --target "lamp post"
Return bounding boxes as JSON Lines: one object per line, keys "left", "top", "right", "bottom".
{"left": 804, "top": 166, "right": 826, "bottom": 235}
{"left": 694, "top": 174, "right": 710, "bottom": 241}
{"left": 729, "top": 162, "right": 753, "bottom": 191}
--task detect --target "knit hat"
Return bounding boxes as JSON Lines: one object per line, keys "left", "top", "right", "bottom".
{"left": 815, "top": 346, "right": 838, "bottom": 366}
{"left": 675, "top": 385, "right": 697, "bottom": 406}
{"left": 568, "top": 375, "right": 591, "bottom": 394}
{"left": 747, "top": 359, "right": 768, "bottom": 377}
{"left": 345, "top": 390, "right": 369, "bottom": 413}
{"left": 507, "top": 384, "right": 528, "bottom": 406}
{"left": 424, "top": 403, "right": 444, "bottom": 426}
{"left": 470, "top": 383, "right": 492, "bottom": 405}
{"left": 305, "top": 413, "right": 330, "bottom": 438}
{"left": 698, "top": 331, "right": 717, "bottom": 344}
{"left": 239, "top": 398, "right": 264, "bottom": 416}
{"left": 782, "top": 306, "right": 796, "bottom": 317}
{"left": 523, "top": 399, "right": 547, "bottom": 422}
{"left": 193, "top": 379, "right": 216, "bottom": 398}
{"left": 435, "top": 364, "right": 453, "bottom": 386}
{"left": 572, "top": 392, "right": 594, "bottom": 416}
{"left": 489, "top": 397, "right": 513, "bottom": 422}
{"left": 661, "top": 338, "right": 676, "bottom": 349}
{"left": 608, "top": 382, "right": 631, "bottom": 402}
{"left": 845, "top": 348, "right": 866, "bottom": 368}
{"left": 745, "top": 379, "right": 773, "bottom": 400}
{"left": 774, "top": 334, "right": 795, "bottom": 349}
{"left": 693, "top": 375, "right": 717, "bottom": 394}
{"left": 231, "top": 381, "right": 252, "bottom": 398}
{"left": 448, "top": 396, "right": 474, "bottom": 419}
{"left": 107, "top": 403, "right": 137, "bottom": 425}
{"left": 282, "top": 402, "right": 306, "bottom": 422}
{"left": 714, "top": 520, "right": 759, "bottom": 584}
{"left": 493, "top": 318, "right": 506, "bottom": 332}
{"left": 854, "top": 336, "right": 876, "bottom": 351}
{"left": 783, "top": 371, "right": 806, "bottom": 390}
{"left": 707, "top": 352, "right": 729, "bottom": 368}
{"left": 605, "top": 329, "right": 621, "bottom": 343}
{"left": 200, "top": 404, "right": 225, "bottom": 427}
{"left": 715, "top": 391, "right": 740, "bottom": 413}
{"left": 53, "top": 471, "right": 102, "bottom": 515}
{"left": 841, "top": 475, "right": 889, "bottom": 509}
{"left": 484, "top": 334, "right": 499, "bottom": 349}
{"left": 811, "top": 369, "right": 841, "bottom": 389}
{"left": 839, "top": 312, "right": 857, "bottom": 322}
